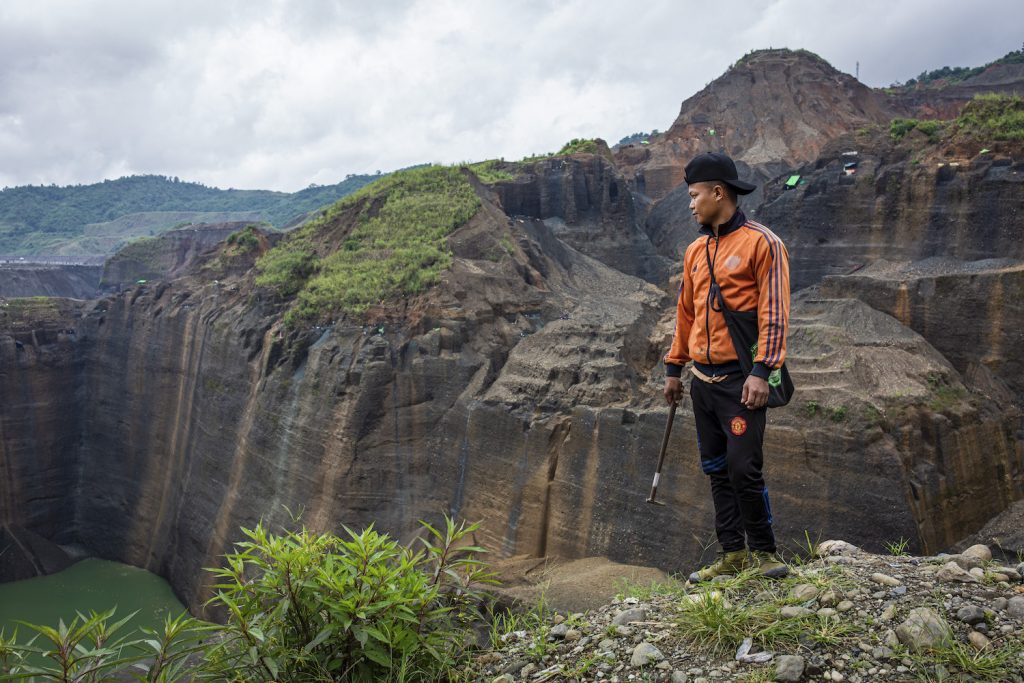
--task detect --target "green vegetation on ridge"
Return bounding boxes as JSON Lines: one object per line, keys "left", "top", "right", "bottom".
{"left": 556, "top": 138, "right": 601, "bottom": 155}
{"left": 887, "top": 94, "right": 1024, "bottom": 144}
{"left": 256, "top": 166, "right": 480, "bottom": 323}
{"left": 957, "top": 93, "right": 1024, "bottom": 141}
{"left": 900, "top": 46, "right": 1024, "bottom": 87}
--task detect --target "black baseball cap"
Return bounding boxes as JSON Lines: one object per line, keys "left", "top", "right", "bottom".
{"left": 684, "top": 152, "right": 756, "bottom": 195}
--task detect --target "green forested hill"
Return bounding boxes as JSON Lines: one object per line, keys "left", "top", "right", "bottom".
{"left": 0, "top": 173, "right": 379, "bottom": 256}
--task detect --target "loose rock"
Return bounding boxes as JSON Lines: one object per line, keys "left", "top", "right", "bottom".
{"left": 962, "top": 544, "right": 992, "bottom": 563}
{"left": 936, "top": 561, "right": 980, "bottom": 584}
{"left": 790, "top": 583, "right": 819, "bottom": 601}
{"left": 1007, "top": 596, "right": 1024, "bottom": 619}
{"left": 871, "top": 572, "right": 901, "bottom": 586}
{"left": 612, "top": 607, "right": 646, "bottom": 626}
{"left": 955, "top": 605, "right": 986, "bottom": 625}
{"left": 774, "top": 654, "right": 805, "bottom": 682}
{"left": 969, "top": 631, "right": 991, "bottom": 651}
{"left": 895, "top": 607, "right": 952, "bottom": 652}
{"left": 631, "top": 642, "right": 665, "bottom": 667}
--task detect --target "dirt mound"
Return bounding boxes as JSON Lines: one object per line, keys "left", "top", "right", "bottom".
{"left": 490, "top": 555, "right": 671, "bottom": 613}
{"left": 616, "top": 49, "right": 895, "bottom": 200}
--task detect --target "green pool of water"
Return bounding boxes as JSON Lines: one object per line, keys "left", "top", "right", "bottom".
{"left": 0, "top": 558, "right": 187, "bottom": 640}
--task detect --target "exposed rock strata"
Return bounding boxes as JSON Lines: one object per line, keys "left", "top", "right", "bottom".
{"left": 757, "top": 138, "right": 1024, "bottom": 290}
{"left": 820, "top": 258, "right": 1024, "bottom": 400}
{"left": 2, "top": 239, "right": 1020, "bottom": 613}
{"left": 99, "top": 222, "right": 254, "bottom": 289}
{"left": 494, "top": 155, "right": 670, "bottom": 283}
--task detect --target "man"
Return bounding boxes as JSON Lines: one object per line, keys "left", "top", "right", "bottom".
{"left": 663, "top": 152, "right": 790, "bottom": 581}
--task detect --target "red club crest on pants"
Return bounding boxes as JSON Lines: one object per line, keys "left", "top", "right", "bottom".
{"left": 730, "top": 416, "right": 747, "bottom": 436}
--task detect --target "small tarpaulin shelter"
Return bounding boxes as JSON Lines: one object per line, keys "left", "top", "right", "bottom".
{"left": 785, "top": 175, "right": 800, "bottom": 189}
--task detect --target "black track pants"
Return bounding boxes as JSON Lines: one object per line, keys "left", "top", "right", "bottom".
{"left": 689, "top": 374, "right": 776, "bottom": 553}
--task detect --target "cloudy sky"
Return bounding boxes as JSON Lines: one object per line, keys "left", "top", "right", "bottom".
{"left": 1, "top": 0, "right": 1021, "bottom": 192}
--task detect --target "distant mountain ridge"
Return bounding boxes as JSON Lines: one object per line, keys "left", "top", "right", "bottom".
{"left": 0, "top": 173, "right": 379, "bottom": 257}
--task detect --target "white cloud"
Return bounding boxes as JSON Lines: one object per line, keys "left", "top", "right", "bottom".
{"left": 0, "top": 0, "right": 1021, "bottom": 191}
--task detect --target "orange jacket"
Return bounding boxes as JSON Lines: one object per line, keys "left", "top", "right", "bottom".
{"left": 665, "top": 211, "right": 790, "bottom": 378}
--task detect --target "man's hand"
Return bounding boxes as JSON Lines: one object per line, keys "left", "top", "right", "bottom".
{"left": 741, "top": 375, "right": 769, "bottom": 410}
{"left": 664, "top": 377, "right": 682, "bottom": 405}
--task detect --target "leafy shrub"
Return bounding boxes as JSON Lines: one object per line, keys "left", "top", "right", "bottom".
{"left": 201, "top": 517, "right": 493, "bottom": 682}
{"left": 890, "top": 118, "right": 943, "bottom": 141}
{"left": 226, "top": 224, "right": 262, "bottom": 251}
{"left": 0, "top": 609, "right": 206, "bottom": 682}
{"left": 465, "top": 160, "right": 516, "bottom": 184}
{"left": 957, "top": 94, "right": 1024, "bottom": 141}
{"left": 556, "top": 138, "right": 601, "bottom": 156}
{"left": 0, "top": 517, "right": 495, "bottom": 682}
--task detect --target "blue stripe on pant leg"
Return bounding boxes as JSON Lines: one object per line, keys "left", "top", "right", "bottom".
{"left": 701, "top": 454, "right": 727, "bottom": 474}
{"left": 763, "top": 487, "right": 773, "bottom": 525}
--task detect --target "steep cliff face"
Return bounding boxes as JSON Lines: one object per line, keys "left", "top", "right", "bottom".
{"left": 0, "top": 298, "right": 84, "bottom": 556}
{"left": 820, "top": 260, "right": 1024, "bottom": 401}
{"left": 2, "top": 201, "right": 1021, "bottom": 610}
{"left": 750, "top": 137, "right": 1024, "bottom": 290}
{"left": 99, "top": 222, "right": 254, "bottom": 289}
{"left": 494, "top": 155, "right": 670, "bottom": 283}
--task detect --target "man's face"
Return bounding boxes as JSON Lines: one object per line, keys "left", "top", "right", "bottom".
{"left": 688, "top": 181, "right": 724, "bottom": 226}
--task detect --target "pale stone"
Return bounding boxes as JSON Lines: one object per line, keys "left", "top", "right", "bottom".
{"left": 631, "top": 642, "right": 665, "bottom": 667}
{"left": 836, "top": 600, "right": 855, "bottom": 612}
{"left": 936, "top": 561, "right": 979, "bottom": 584}
{"left": 816, "top": 540, "right": 860, "bottom": 557}
{"left": 993, "top": 566, "right": 1021, "bottom": 581}
{"left": 871, "top": 573, "right": 901, "bottom": 587}
{"left": 895, "top": 607, "right": 952, "bottom": 652}
{"left": 962, "top": 544, "right": 992, "bottom": 562}
{"left": 969, "top": 631, "right": 991, "bottom": 651}
{"left": 950, "top": 554, "right": 984, "bottom": 570}
{"left": 790, "top": 583, "right": 819, "bottom": 601}
{"left": 780, "top": 606, "right": 815, "bottom": 618}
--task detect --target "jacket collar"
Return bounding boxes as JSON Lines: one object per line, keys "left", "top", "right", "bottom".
{"left": 699, "top": 209, "right": 745, "bottom": 238}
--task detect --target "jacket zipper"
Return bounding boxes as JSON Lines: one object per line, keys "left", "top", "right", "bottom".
{"left": 704, "top": 235, "right": 720, "bottom": 365}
